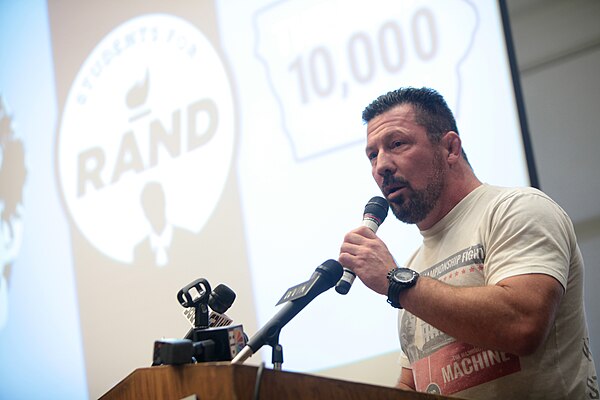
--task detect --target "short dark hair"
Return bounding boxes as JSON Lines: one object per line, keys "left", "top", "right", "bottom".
{"left": 362, "top": 87, "right": 469, "bottom": 163}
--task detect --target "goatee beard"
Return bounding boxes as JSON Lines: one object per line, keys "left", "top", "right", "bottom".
{"left": 387, "top": 152, "right": 445, "bottom": 224}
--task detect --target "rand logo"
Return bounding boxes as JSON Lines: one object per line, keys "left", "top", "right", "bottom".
{"left": 56, "top": 14, "right": 236, "bottom": 263}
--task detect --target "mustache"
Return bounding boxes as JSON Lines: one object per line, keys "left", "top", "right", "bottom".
{"left": 382, "top": 172, "right": 410, "bottom": 196}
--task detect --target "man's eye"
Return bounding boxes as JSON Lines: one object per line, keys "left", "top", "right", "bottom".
{"left": 367, "top": 152, "right": 377, "bottom": 161}
{"left": 392, "top": 141, "right": 403, "bottom": 148}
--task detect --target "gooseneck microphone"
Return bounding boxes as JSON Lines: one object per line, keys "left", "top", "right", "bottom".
{"left": 231, "top": 259, "right": 343, "bottom": 365}
{"left": 335, "top": 196, "right": 389, "bottom": 294}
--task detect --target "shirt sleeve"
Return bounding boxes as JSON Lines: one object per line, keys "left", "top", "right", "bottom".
{"left": 483, "top": 189, "right": 574, "bottom": 290}
{"left": 399, "top": 352, "right": 411, "bottom": 368}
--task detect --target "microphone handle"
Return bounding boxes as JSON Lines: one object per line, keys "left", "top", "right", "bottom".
{"left": 335, "top": 218, "right": 379, "bottom": 295}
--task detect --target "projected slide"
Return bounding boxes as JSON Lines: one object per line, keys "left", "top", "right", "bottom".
{"left": 0, "top": 0, "right": 531, "bottom": 398}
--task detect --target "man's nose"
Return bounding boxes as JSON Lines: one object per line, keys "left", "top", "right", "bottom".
{"left": 375, "top": 151, "right": 396, "bottom": 177}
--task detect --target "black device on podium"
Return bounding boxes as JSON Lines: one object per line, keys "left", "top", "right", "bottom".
{"left": 152, "top": 278, "right": 246, "bottom": 366}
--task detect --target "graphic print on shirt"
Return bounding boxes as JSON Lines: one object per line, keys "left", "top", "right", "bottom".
{"left": 402, "top": 244, "right": 522, "bottom": 395}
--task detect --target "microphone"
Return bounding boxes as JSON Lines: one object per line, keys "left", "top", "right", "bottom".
{"left": 209, "top": 283, "right": 236, "bottom": 314}
{"left": 335, "top": 196, "right": 389, "bottom": 294}
{"left": 154, "top": 280, "right": 247, "bottom": 366}
{"left": 231, "top": 259, "right": 343, "bottom": 365}
{"left": 183, "top": 283, "right": 236, "bottom": 338}
{"left": 208, "top": 284, "right": 236, "bottom": 327}
{"left": 195, "top": 284, "right": 246, "bottom": 361}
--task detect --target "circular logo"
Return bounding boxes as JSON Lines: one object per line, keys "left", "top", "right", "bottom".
{"left": 426, "top": 382, "right": 442, "bottom": 394}
{"left": 57, "top": 14, "right": 235, "bottom": 263}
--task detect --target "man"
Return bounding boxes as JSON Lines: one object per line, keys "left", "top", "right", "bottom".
{"left": 339, "top": 87, "right": 598, "bottom": 399}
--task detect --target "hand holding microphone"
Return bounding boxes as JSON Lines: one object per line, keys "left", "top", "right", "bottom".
{"left": 335, "top": 196, "right": 389, "bottom": 294}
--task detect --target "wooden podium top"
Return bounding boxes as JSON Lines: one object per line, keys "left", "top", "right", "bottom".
{"left": 100, "top": 362, "right": 455, "bottom": 400}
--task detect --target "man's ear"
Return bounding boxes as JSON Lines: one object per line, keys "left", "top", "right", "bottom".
{"left": 443, "top": 131, "right": 462, "bottom": 164}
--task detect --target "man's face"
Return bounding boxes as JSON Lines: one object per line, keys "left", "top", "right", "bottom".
{"left": 365, "top": 104, "right": 447, "bottom": 225}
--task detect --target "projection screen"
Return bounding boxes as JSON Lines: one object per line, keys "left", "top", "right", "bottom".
{"left": 0, "top": 0, "right": 534, "bottom": 398}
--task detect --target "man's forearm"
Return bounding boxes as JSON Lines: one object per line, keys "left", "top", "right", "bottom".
{"left": 398, "top": 274, "right": 563, "bottom": 356}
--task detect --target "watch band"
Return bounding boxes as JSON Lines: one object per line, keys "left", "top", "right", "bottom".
{"left": 387, "top": 267, "right": 418, "bottom": 309}
{"left": 387, "top": 268, "right": 403, "bottom": 309}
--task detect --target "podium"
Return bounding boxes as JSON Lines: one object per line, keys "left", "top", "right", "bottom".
{"left": 100, "top": 362, "right": 454, "bottom": 400}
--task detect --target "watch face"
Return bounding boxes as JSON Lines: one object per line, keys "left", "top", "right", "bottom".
{"left": 393, "top": 268, "right": 415, "bottom": 283}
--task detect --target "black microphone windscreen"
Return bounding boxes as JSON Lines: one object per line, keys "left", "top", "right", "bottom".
{"left": 315, "top": 259, "right": 345, "bottom": 287}
{"left": 336, "top": 197, "right": 389, "bottom": 295}
{"left": 209, "top": 284, "right": 236, "bottom": 314}
{"left": 364, "top": 196, "right": 389, "bottom": 222}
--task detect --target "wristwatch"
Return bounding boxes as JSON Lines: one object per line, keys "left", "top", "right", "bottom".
{"left": 387, "top": 267, "right": 419, "bottom": 309}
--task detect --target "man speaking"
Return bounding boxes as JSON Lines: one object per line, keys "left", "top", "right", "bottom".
{"left": 339, "top": 87, "right": 598, "bottom": 399}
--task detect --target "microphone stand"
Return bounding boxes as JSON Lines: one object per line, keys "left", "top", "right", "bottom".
{"left": 267, "top": 328, "right": 284, "bottom": 370}
{"left": 232, "top": 259, "right": 344, "bottom": 368}
{"left": 177, "top": 278, "right": 211, "bottom": 338}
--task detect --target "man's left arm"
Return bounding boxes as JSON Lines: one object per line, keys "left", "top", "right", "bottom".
{"left": 340, "top": 191, "right": 571, "bottom": 356}
{"left": 397, "top": 272, "right": 564, "bottom": 356}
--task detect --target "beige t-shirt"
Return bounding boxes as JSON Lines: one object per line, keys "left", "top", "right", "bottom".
{"left": 398, "top": 184, "right": 598, "bottom": 399}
